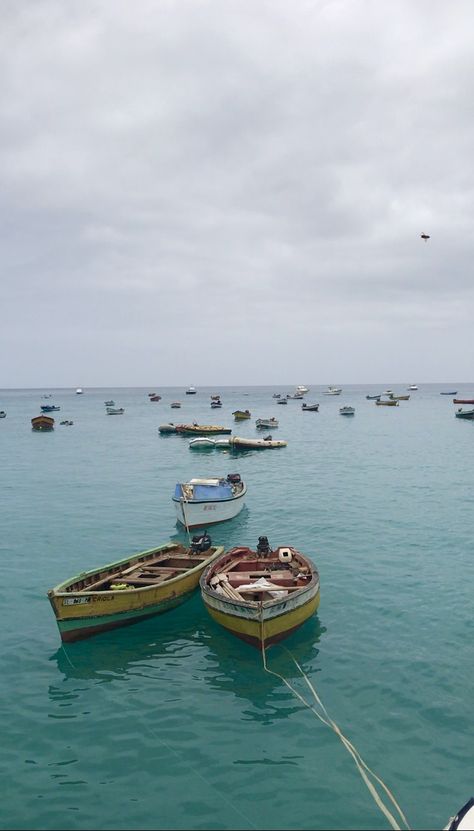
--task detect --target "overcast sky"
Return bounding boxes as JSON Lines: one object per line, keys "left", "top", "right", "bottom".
{"left": 1, "top": 0, "right": 473, "bottom": 387}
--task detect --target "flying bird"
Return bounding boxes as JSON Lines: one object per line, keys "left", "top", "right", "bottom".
{"left": 420, "top": 233, "right": 430, "bottom": 241}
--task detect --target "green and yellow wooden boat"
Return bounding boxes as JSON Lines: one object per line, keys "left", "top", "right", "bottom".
{"left": 232, "top": 410, "right": 251, "bottom": 421}
{"left": 48, "top": 537, "right": 224, "bottom": 643}
{"left": 200, "top": 537, "right": 320, "bottom": 650}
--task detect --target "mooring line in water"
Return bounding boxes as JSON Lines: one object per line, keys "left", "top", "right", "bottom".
{"left": 281, "top": 647, "right": 410, "bottom": 830}
{"left": 146, "top": 727, "right": 258, "bottom": 830}
{"left": 61, "top": 644, "right": 76, "bottom": 669}
{"left": 259, "top": 637, "right": 410, "bottom": 831}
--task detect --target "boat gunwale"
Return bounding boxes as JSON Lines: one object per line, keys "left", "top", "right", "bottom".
{"left": 200, "top": 546, "right": 319, "bottom": 612}
{"left": 49, "top": 543, "right": 225, "bottom": 597}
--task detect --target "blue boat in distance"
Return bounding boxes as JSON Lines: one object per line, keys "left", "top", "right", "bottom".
{"left": 440, "top": 391, "right": 458, "bottom": 395}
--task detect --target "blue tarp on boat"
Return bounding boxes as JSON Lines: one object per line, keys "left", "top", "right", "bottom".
{"left": 174, "top": 482, "right": 232, "bottom": 501}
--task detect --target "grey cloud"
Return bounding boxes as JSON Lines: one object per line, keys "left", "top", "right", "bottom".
{"left": 1, "top": 0, "right": 473, "bottom": 385}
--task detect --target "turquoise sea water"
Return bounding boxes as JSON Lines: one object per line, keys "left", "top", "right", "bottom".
{"left": 1, "top": 384, "right": 473, "bottom": 831}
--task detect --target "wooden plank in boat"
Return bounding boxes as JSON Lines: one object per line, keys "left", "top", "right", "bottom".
{"left": 120, "top": 553, "right": 175, "bottom": 575}
{"left": 119, "top": 572, "right": 182, "bottom": 586}
{"left": 137, "top": 565, "right": 191, "bottom": 574}
{"left": 238, "top": 584, "right": 302, "bottom": 592}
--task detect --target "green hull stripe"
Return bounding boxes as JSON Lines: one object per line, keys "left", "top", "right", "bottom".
{"left": 57, "top": 592, "right": 192, "bottom": 634}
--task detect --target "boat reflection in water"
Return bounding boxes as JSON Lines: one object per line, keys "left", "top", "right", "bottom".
{"left": 51, "top": 590, "right": 326, "bottom": 718}
{"left": 201, "top": 614, "right": 327, "bottom": 718}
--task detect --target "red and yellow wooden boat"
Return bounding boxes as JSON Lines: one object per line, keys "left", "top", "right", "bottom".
{"left": 48, "top": 537, "right": 224, "bottom": 643}
{"left": 200, "top": 537, "right": 320, "bottom": 649}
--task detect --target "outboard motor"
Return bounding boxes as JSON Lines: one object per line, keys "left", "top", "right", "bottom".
{"left": 256, "top": 536, "right": 271, "bottom": 556}
{"left": 191, "top": 531, "right": 212, "bottom": 553}
{"left": 226, "top": 473, "right": 241, "bottom": 483}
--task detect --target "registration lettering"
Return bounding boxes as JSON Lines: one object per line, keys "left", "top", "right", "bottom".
{"left": 63, "top": 597, "right": 91, "bottom": 606}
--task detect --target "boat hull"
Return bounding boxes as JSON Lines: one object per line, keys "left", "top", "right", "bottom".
{"left": 189, "top": 438, "right": 216, "bottom": 448}
{"left": 48, "top": 543, "right": 224, "bottom": 642}
{"left": 455, "top": 409, "right": 474, "bottom": 419}
{"left": 32, "top": 415, "right": 55, "bottom": 431}
{"left": 175, "top": 425, "right": 232, "bottom": 435}
{"left": 53, "top": 590, "right": 194, "bottom": 642}
{"left": 230, "top": 437, "right": 287, "bottom": 449}
{"left": 203, "top": 589, "right": 320, "bottom": 648}
{"left": 173, "top": 486, "right": 246, "bottom": 528}
{"left": 159, "top": 424, "right": 177, "bottom": 433}
{"left": 453, "top": 399, "right": 474, "bottom": 404}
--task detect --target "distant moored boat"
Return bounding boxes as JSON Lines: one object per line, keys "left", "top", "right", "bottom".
{"left": 32, "top": 415, "right": 55, "bottom": 431}
{"left": 455, "top": 408, "right": 474, "bottom": 419}
{"left": 173, "top": 474, "right": 246, "bottom": 528}
{"left": 255, "top": 417, "right": 279, "bottom": 429}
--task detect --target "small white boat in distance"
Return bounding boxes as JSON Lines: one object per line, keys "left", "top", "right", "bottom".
{"left": 323, "top": 386, "right": 342, "bottom": 395}
{"left": 189, "top": 437, "right": 216, "bottom": 449}
{"left": 302, "top": 402, "right": 319, "bottom": 411}
{"left": 173, "top": 474, "right": 246, "bottom": 528}
{"left": 255, "top": 418, "right": 278, "bottom": 429}
{"left": 407, "top": 384, "right": 418, "bottom": 390}
{"left": 339, "top": 406, "right": 355, "bottom": 416}
{"left": 296, "top": 385, "right": 309, "bottom": 394}
{"left": 186, "top": 386, "right": 197, "bottom": 394}
{"left": 230, "top": 436, "right": 287, "bottom": 450}
{"left": 75, "top": 387, "right": 84, "bottom": 394}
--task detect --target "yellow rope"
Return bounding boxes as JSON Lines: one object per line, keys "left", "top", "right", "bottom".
{"left": 259, "top": 632, "right": 410, "bottom": 831}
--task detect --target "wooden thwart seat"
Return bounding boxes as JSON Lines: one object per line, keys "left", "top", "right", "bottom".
{"left": 81, "top": 565, "right": 187, "bottom": 591}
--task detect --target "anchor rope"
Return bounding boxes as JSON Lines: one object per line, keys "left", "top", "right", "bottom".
{"left": 259, "top": 624, "right": 410, "bottom": 830}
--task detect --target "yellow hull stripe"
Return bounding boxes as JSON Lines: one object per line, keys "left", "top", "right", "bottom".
{"left": 52, "top": 571, "right": 201, "bottom": 623}
{"left": 205, "top": 590, "right": 320, "bottom": 642}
